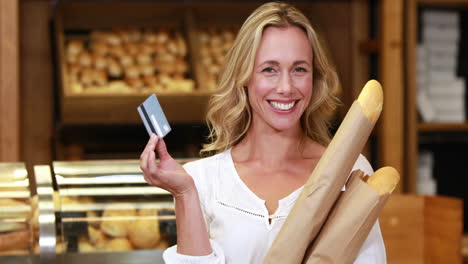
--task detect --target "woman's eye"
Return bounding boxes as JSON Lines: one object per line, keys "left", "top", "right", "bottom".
{"left": 262, "top": 67, "right": 275, "bottom": 73}
{"left": 294, "top": 67, "right": 307, "bottom": 73}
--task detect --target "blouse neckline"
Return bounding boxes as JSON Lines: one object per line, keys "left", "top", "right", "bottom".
{"left": 224, "top": 148, "right": 304, "bottom": 217}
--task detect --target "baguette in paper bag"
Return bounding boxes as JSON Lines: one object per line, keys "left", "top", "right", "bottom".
{"left": 303, "top": 167, "right": 400, "bottom": 264}
{"left": 263, "top": 80, "right": 383, "bottom": 264}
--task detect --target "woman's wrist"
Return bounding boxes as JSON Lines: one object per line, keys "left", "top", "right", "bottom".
{"left": 172, "top": 178, "right": 197, "bottom": 200}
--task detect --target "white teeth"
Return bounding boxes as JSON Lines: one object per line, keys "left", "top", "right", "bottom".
{"left": 270, "top": 101, "right": 295, "bottom": 111}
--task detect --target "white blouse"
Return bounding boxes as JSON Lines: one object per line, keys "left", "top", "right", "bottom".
{"left": 163, "top": 149, "right": 386, "bottom": 264}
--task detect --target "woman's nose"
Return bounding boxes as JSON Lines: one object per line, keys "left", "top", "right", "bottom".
{"left": 276, "top": 73, "right": 293, "bottom": 95}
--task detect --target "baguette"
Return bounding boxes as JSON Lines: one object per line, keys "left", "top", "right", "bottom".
{"left": 367, "top": 166, "right": 400, "bottom": 195}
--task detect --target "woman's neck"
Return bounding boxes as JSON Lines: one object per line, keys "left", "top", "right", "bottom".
{"left": 232, "top": 121, "right": 308, "bottom": 165}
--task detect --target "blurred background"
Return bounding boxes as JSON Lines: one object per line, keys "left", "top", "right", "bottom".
{"left": 0, "top": 0, "right": 466, "bottom": 263}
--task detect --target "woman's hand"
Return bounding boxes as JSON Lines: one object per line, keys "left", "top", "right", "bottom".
{"left": 140, "top": 133, "right": 195, "bottom": 197}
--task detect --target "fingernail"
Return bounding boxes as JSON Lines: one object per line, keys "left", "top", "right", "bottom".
{"left": 151, "top": 133, "right": 156, "bottom": 139}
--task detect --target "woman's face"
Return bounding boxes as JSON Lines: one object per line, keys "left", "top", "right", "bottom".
{"left": 246, "top": 26, "right": 313, "bottom": 133}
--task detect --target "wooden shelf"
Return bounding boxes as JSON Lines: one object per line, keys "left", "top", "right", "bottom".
{"left": 61, "top": 92, "right": 212, "bottom": 124}
{"left": 418, "top": 122, "right": 468, "bottom": 132}
{"left": 418, "top": 0, "right": 468, "bottom": 6}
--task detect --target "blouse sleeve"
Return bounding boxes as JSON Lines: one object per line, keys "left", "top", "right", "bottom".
{"left": 352, "top": 154, "right": 387, "bottom": 263}
{"left": 163, "top": 240, "right": 226, "bottom": 264}
{"left": 162, "top": 159, "right": 227, "bottom": 264}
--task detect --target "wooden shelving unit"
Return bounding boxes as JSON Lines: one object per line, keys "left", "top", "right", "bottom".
{"left": 406, "top": 0, "right": 468, "bottom": 191}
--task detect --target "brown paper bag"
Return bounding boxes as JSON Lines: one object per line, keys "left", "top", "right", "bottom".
{"left": 303, "top": 170, "right": 390, "bottom": 264}
{"left": 263, "top": 102, "right": 375, "bottom": 264}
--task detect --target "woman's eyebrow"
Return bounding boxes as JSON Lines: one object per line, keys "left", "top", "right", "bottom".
{"left": 257, "top": 60, "right": 279, "bottom": 67}
{"left": 292, "top": 60, "right": 311, "bottom": 66}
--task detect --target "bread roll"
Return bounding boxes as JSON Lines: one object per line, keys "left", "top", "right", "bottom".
{"left": 125, "top": 65, "right": 140, "bottom": 79}
{"left": 128, "top": 208, "right": 161, "bottom": 249}
{"left": 126, "top": 77, "right": 144, "bottom": 90}
{"left": 127, "top": 29, "right": 142, "bottom": 43}
{"left": 78, "top": 52, "right": 92, "bottom": 68}
{"left": 137, "top": 54, "right": 152, "bottom": 65}
{"left": 66, "top": 40, "right": 84, "bottom": 56}
{"left": 109, "top": 45, "right": 125, "bottom": 58}
{"left": 93, "top": 69, "right": 108, "bottom": 86}
{"left": 90, "top": 42, "right": 108, "bottom": 56}
{"left": 88, "top": 226, "right": 107, "bottom": 249}
{"left": 90, "top": 31, "right": 108, "bottom": 42}
{"left": 154, "top": 239, "right": 169, "bottom": 249}
{"left": 144, "top": 31, "right": 158, "bottom": 44}
{"left": 223, "top": 30, "right": 235, "bottom": 42}
{"left": 78, "top": 237, "right": 96, "bottom": 252}
{"left": 55, "top": 241, "right": 66, "bottom": 254}
{"left": 175, "top": 59, "right": 188, "bottom": 74}
{"left": 80, "top": 68, "right": 94, "bottom": 87}
{"left": 108, "top": 61, "right": 123, "bottom": 78}
{"left": 0, "top": 230, "right": 30, "bottom": 251}
{"left": 167, "top": 40, "right": 178, "bottom": 55}
{"left": 198, "top": 32, "right": 209, "bottom": 44}
{"left": 0, "top": 198, "right": 30, "bottom": 219}
{"left": 176, "top": 33, "right": 187, "bottom": 57}
{"left": 71, "top": 82, "right": 83, "bottom": 93}
{"left": 119, "top": 54, "right": 134, "bottom": 67}
{"left": 66, "top": 53, "right": 78, "bottom": 64}
{"left": 140, "top": 65, "right": 154, "bottom": 76}
{"left": 156, "top": 31, "right": 169, "bottom": 44}
{"left": 159, "top": 73, "right": 172, "bottom": 88}
{"left": 141, "top": 43, "right": 155, "bottom": 55}
{"left": 124, "top": 43, "right": 139, "bottom": 56}
{"left": 100, "top": 204, "right": 136, "bottom": 238}
{"left": 105, "top": 238, "right": 133, "bottom": 252}
{"left": 106, "top": 33, "right": 121, "bottom": 46}
{"left": 108, "top": 81, "right": 129, "bottom": 91}
{"left": 143, "top": 75, "right": 158, "bottom": 87}
{"left": 93, "top": 55, "right": 107, "bottom": 70}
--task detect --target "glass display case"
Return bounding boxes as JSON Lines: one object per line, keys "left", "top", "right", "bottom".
{"left": 0, "top": 163, "right": 35, "bottom": 256}
{"left": 51, "top": 159, "right": 178, "bottom": 255}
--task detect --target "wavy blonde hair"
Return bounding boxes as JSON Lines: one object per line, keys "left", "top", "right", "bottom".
{"left": 201, "top": 2, "right": 340, "bottom": 155}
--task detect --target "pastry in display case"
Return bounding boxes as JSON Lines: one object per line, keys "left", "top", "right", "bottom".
{"left": 51, "top": 159, "right": 179, "bottom": 254}
{"left": 0, "top": 163, "right": 35, "bottom": 255}
{"left": 64, "top": 27, "right": 194, "bottom": 95}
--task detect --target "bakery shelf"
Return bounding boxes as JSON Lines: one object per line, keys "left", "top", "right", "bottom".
{"left": 54, "top": 1, "right": 207, "bottom": 124}
{"left": 418, "top": 0, "right": 468, "bottom": 6}
{"left": 60, "top": 91, "right": 211, "bottom": 124}
{"left": 418, "top": 122, "right": 468, "bottom": 132}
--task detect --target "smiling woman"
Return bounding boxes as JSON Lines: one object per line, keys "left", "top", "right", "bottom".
{"left": 203, "top": 3, "right": 341, "bottom": 154}
{"left": 139, "top": 2, "right": 386, "bottom": 264}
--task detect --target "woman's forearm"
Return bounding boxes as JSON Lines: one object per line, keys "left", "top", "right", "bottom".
{"left": 174, "top": 187, "right": 213, "bottom": 255}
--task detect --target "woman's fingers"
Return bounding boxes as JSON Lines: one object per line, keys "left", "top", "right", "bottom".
{"left": 140, "top": 134, "right": 157, "bottom": 159}
{"left": 140, "top": 134, "right": 157, "bottom": 172}
{"left": 146, "top": 150, "right": 159, "bottom": 185}
{"left": 155, "top": 138, "right": 171, "bottom": 161}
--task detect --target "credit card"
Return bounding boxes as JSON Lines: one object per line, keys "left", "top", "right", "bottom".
{"left": 137, "top": 94, "right": 171, "bottom": 138}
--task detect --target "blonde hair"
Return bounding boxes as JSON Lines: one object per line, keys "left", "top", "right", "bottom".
{"left": 201, "top": 2, "right": 340, "bottom": 155}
